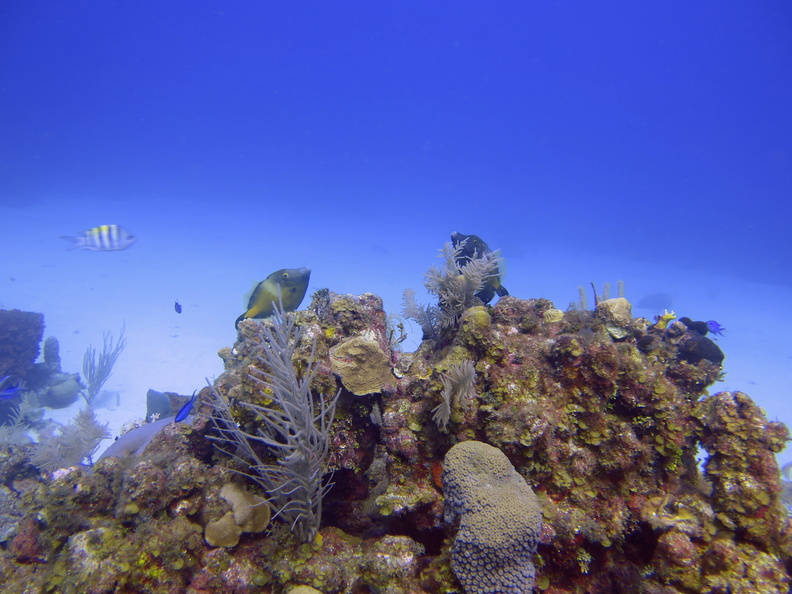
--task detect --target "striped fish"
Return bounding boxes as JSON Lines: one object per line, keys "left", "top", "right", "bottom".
{"left": 62, "top": 224, "right": 137, "bottom": 251}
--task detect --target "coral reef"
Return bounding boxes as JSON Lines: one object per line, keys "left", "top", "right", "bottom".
{"left": 21, "top": 334, "right": 89, "bottom": 410}
{"left": 443, "top": 440, "right": 542, "bottom": 592}
{"left": 0, "top": 309, "right": 44, "bottom": 381}
{"left": 0, "top": 289, "right": 790, "bottom": 593}
{"left": 0, "top": 309, "right": 44, "bottom": 424}
{"left": 205, "top": 482, "right": 270, "bottom": 547}
{"left": 39, "top": 372, "right": 83, "bottom": 408}
{"left": 329, "top": 332, "right": 394, "bottom": 396}
{"left": 431, "top": 360, "right": 476, "bottom": 431}
{"left": 209, "top": 304, "right": 340, "bottom": 543}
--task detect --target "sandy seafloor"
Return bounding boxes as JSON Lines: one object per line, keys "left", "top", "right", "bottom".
{"left": 2, "top": 195, "right": 791, "bottom": 469}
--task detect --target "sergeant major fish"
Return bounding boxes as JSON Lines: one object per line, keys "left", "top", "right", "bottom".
{"left": 235, "top": 267, "right": 311, "bottom": 329}
{"left": 450, "top": 232, "right": 509, "bottom": 304}
{"left": 61, "top": 224, "right": 137, "bottom": 251}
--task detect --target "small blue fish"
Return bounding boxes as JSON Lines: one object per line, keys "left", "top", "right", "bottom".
{"left": 706, "top": 321, "right": 725, "bottom": 336}
{"left": 174, "top": 301, "right": 182, "bottom": 314}
{"left": 62, "top": 224, "right": 137, "bottom": 252}
{"left": 0, "top": 375, "right": 21, "bottom": 399}
{"left": 174, "top": 390, "right": 198, "bottom": 423}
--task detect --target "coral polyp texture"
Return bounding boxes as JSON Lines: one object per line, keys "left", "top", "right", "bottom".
{"left": 443, "top": 440, "right": 541, "bottom": 593}
{"left": 1, "top": 291, "right": 790, "bottom": 593}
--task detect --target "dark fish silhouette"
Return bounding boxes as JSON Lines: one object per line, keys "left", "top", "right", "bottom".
{"left": 174, "top": 301, "right": 182, "bottom": 314}
{"left": 450, "top": 232, "right": 509, "bottom": 304}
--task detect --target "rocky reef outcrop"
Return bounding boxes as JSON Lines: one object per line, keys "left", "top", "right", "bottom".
{"left": 0, "top": 309, "right": 44, "bottom": 381}
{"left": 0, "top": 292, "right": 789, "bottom": 593}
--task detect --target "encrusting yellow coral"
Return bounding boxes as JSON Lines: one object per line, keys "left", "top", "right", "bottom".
{"left": 653, "top": 309, "right": 677, "bottom": 329}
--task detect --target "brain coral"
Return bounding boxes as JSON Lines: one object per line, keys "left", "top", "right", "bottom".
{"left": 442, "top": 440, "right": 542, "bottom": 593}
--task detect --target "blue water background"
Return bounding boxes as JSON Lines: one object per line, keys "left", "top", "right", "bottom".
{"left": 1, "top": 3, "right": 790, "bottom": 459}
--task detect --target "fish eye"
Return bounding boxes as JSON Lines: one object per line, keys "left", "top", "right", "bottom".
{"left": 282, "top": 273, "right": 289, "bottom": 279}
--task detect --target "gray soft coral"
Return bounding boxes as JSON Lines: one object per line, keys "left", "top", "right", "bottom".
{"left": 443, "top": 440, "right": 542, "bottom": 593}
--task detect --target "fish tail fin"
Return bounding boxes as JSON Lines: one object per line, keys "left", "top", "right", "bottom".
{"left": 60, "top": 236, "right": 84, "bottom": 250}
{"left": 497, "top": 285, "right": 509, "bottom": 297}
{"left": 234, "top": 314, "right": 246, "bottom": 329}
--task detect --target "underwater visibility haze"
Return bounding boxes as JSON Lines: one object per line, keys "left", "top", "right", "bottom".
{"left": 1, "top": 2, "right": 791, "bottom": 592}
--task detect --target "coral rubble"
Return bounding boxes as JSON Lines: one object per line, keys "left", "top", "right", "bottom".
{"left": 0, "top": 291, "right": 790, "bottom": 593}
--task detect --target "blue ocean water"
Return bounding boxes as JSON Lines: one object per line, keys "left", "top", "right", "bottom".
{"left": 1, "top": 1, "right": 790, "bottom": 463}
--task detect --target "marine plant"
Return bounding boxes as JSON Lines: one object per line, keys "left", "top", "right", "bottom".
{"left": 425, "top": 240, "right": 502, "bottom": 327}
{"left": 0, "top": 404, "right": 30, "bottom": 445}
{"left": 81, "top": 326, "right": 126, "bottom": 404}
{"left": 403, "top": 239, "right": 502, "bottom": 336}
{"left": 30, "top": 407, "right": 110, "bottom": 472}
{"left": 432, "top": 360, "right": 477, "bottom": 431}
{"left": 3, "top": 289, "right": 792, "bottom": 592}
{"left": 573, "top": 280, "right": 625, "bottom": 310}
{"left": 401, "top": 288, "right": 441, "bottom": 340}
{"left": 207, "top": 303, "right": 339, "bottom": 543}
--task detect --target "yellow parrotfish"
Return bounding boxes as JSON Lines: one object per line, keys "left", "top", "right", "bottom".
{"left": 61, "top": 224, "right": 137, "bottom": 251}
{"left": 235, "top": 267, "right": 311, "bottom": 329}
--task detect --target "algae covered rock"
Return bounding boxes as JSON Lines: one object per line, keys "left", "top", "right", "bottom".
{"left": 595, "top": 297, "right": 632, "bottom": 339}
{"left": 205, "top": 511, "right": 243, "bottom": 548}
{"left": 0, "top": 309, "right": 44, "bottom": 380}
{"left": 696, "top": 391, "right": 789, "bottom": 548}
{"left": 42, "top": 336, "right": 62, "bottom": 372}
{"left": 287, "top": 587, "right": 324, "bottom": 594}
{"left": 442, "top": 440, "right": 542, "bottom": 593}
{"left": 5, "top": 287, "right": 792, "bottom": 593}
{"left": 329, "top": 331, "right": 394, "bottom": 395}
{"left": 40, "top": 373, "right": 82, "bottom": 408}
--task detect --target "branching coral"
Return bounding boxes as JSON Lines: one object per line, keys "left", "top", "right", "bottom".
{"left": 207, "top": 304, "right": 339, "bottom": 543}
